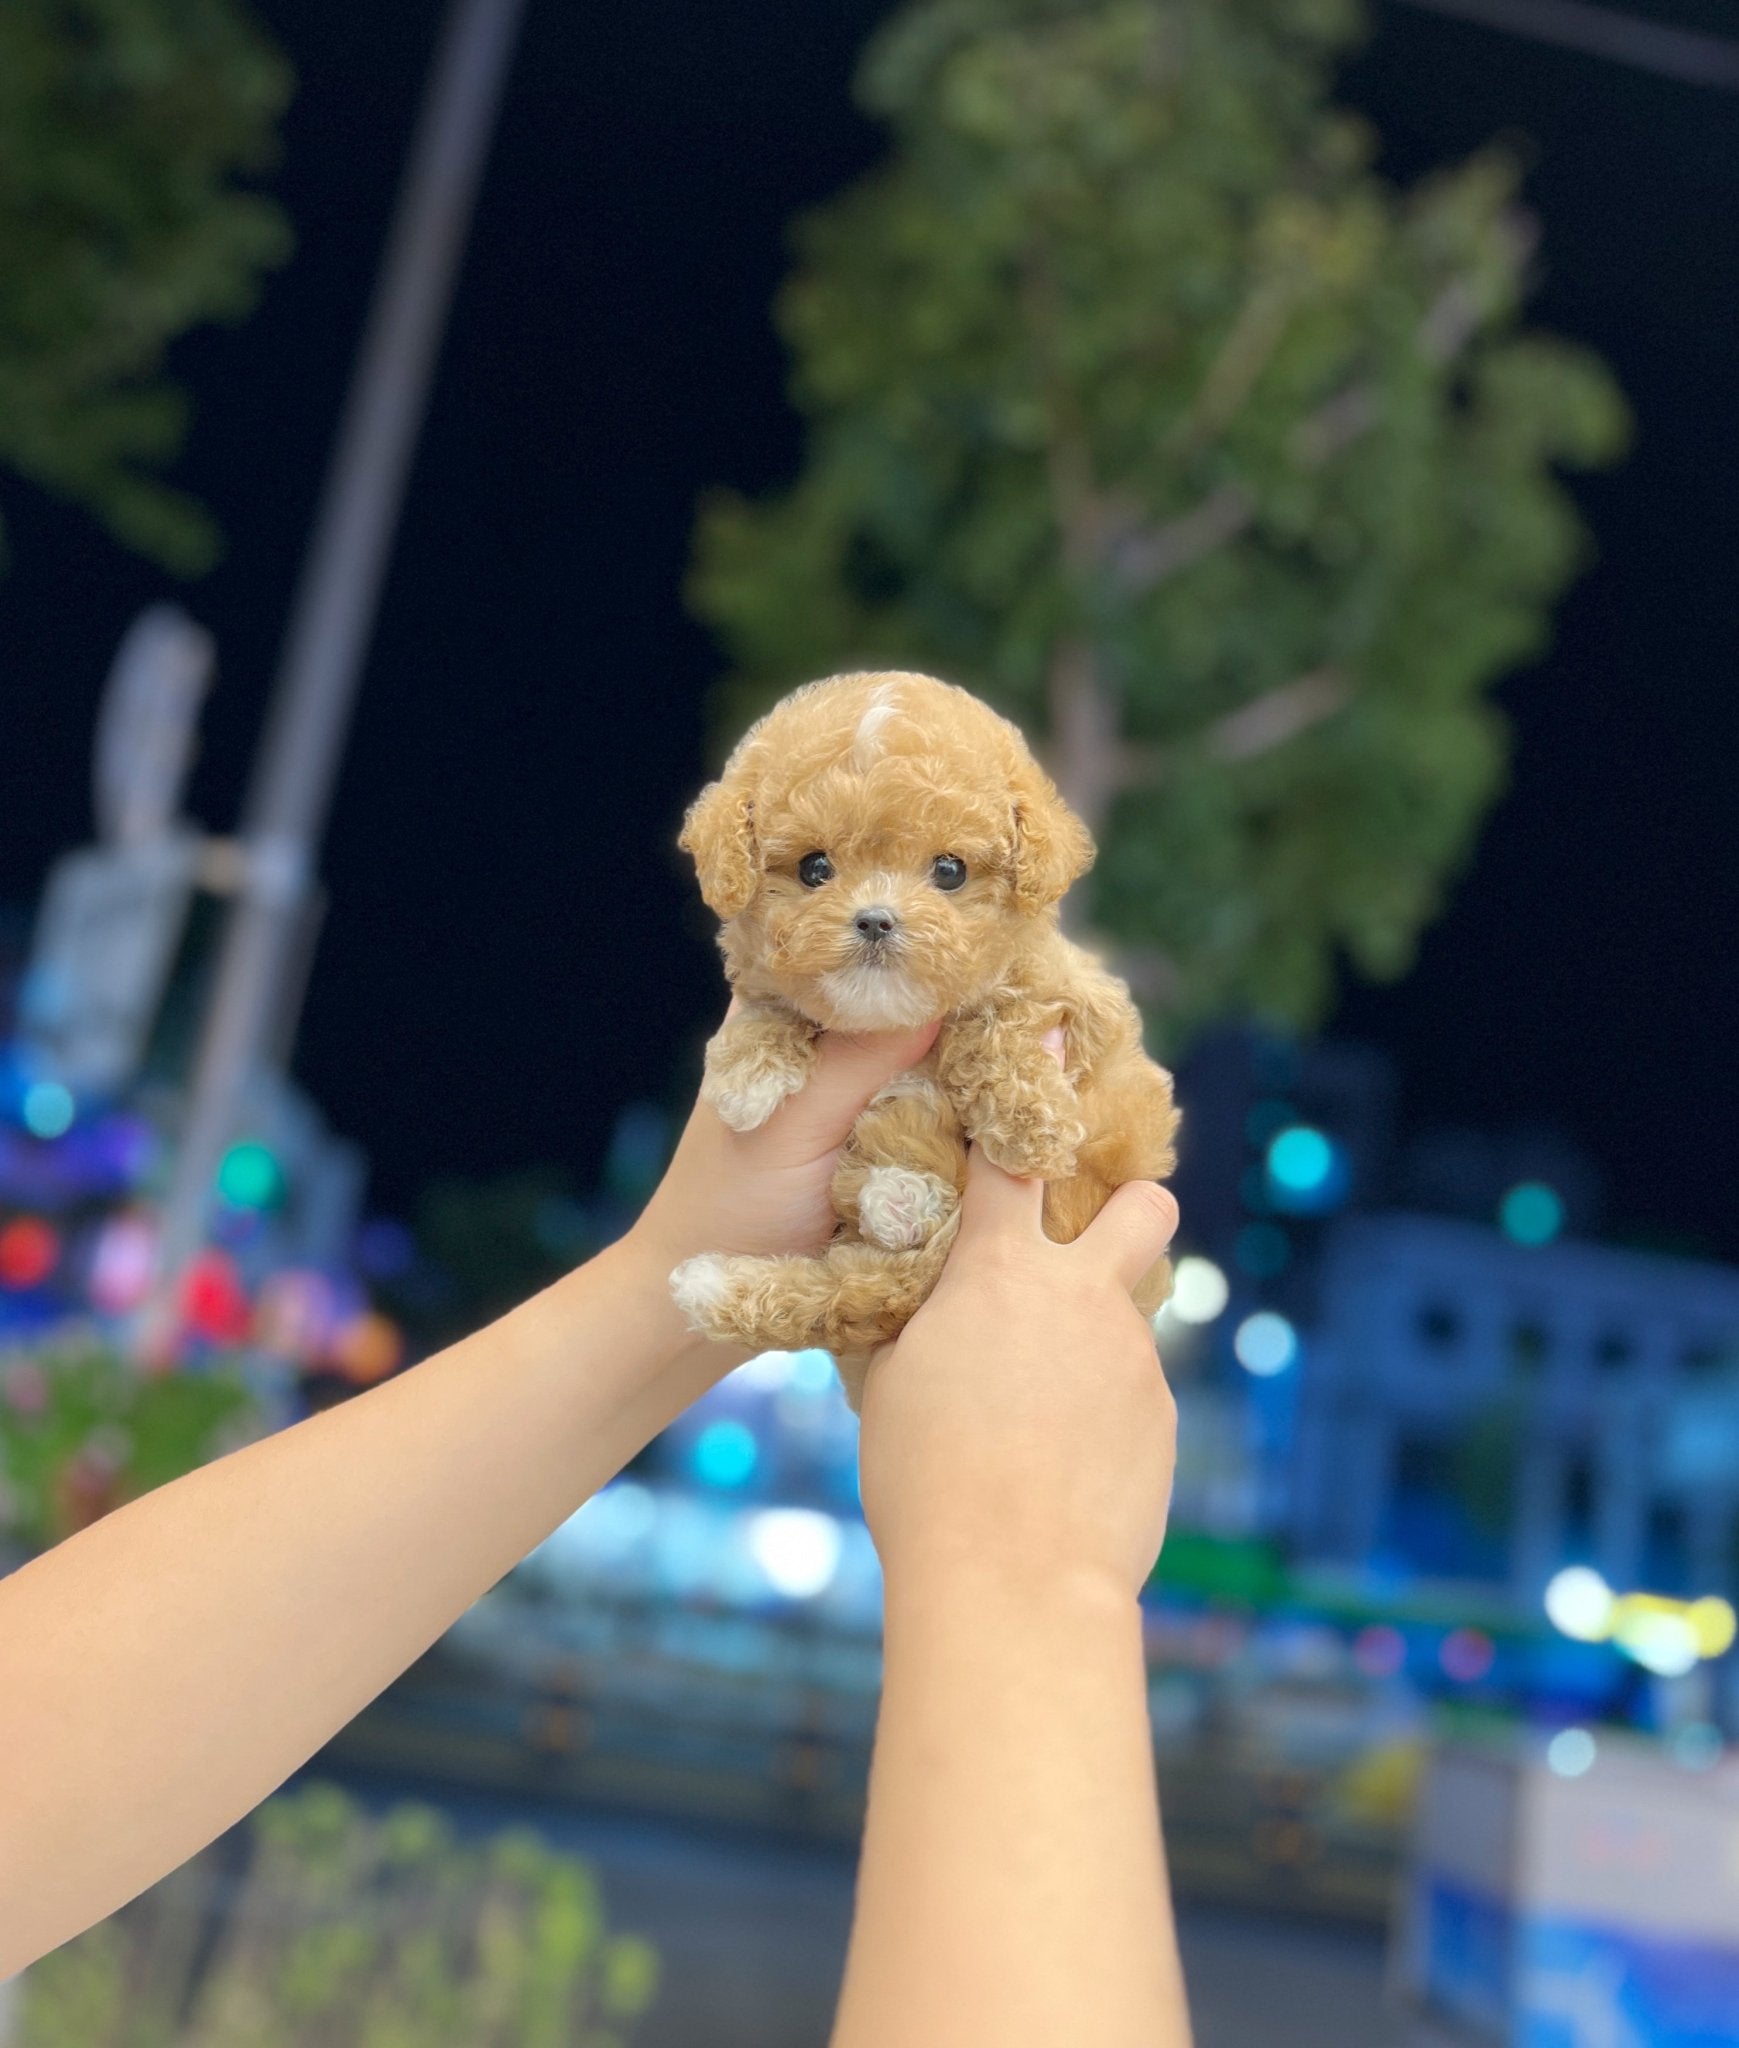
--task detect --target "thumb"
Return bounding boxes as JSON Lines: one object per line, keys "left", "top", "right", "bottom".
{"left": 954, "top": 1141, "right": 1046, "bottom": 1250}
{"left": 1074, "top": 1179, "right": 1179, "bottom": 1291}
{"left": 773, "top": 1020, "right": 941, "bottom": 1158}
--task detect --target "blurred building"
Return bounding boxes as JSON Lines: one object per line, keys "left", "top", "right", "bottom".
{"left": 1168, "top": 1023, "right": 1398, "bottom": 1326}
{"left": 1292, "top": 1214, "right": 1739, "bottom": 1605}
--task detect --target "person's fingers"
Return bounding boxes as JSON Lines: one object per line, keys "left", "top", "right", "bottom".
{"left": 774, "top": 1020, "right": 942, "bottom": 1156}
{"left": 953, "top": 1142, "right": 1046, "bottom": 1249}
{"left": 1073, "top": 1178, "right": 1179, "bottom": 1290}
{"left": 1041, "top": 1025, "right": 1065, "bottom": 1067}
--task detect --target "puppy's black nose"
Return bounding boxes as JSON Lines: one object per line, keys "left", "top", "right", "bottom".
{"left": 854, "top": 905, "right": 898, "bottom": 941}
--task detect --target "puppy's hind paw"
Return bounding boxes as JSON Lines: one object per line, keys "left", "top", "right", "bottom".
{"left": 857, "top": 1166, "right": 956, "bottom": 1250}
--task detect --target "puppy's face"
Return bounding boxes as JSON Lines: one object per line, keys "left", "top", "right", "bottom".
{"left": 681, "top": 673, "right": 1093, "bottom": 1031}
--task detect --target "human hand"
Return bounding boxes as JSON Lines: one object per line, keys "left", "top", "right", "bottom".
{"left": 856, "top": 1145, "right": 1180, "bottom": 1606}
{"left": 625, "top": 1001, "right": 941, "bottom": 1286}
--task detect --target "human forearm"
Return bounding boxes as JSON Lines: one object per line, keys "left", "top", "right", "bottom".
{"left": 0, "top": 1232, "right": 725, "bottom": 1974}
{"left": 833, "top": 1562, "right": 1191, "bottom": 2048}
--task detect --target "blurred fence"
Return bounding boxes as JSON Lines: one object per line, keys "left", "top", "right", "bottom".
{"left": 322, "top": 1584, "right": 1415, "bottom": 1927}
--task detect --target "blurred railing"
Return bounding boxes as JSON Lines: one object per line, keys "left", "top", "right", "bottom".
{"left": 322, "top": 1585, "right": 1414, "bottom": 1926}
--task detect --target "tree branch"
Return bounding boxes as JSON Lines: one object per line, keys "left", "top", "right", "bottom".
{"left": 1047, "top": 635, "right": 1123, "bottom": 838}
{"left": 1019, "top": 235, "right": 1126, "bottom": 849}
{"left": 1112, "top": 666, "right": 1352, "bottom": 793}
{"left": 1105, "top": 481, "right": 1253, "bottom": 591}
{"left": 1204, "top": 664, "right": 1351, "bottom": 762}
{"left": 1018, "top": 237, "right": 1110, "bottom": 572}
{"left": 1107, "top": 234, "right": 1533, "bottom": 597}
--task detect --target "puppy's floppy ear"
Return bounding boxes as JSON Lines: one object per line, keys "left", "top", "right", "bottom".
{"left": 679, "top": 771, "right": 759, "bottom": 919}
{"left": 1009, "top": 751, "right": 1095, "bottom": 912}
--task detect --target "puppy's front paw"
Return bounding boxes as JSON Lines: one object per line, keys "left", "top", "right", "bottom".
{"left": 976, "top": 1109, "right": 1085, "bottom": 1181}
{"left": 857, "top": 1166, "right": 956, "bottom": 1250}
{"left": 702, "top": 1047, "right": 810, "bottom": 1131}
{"left": 669, "top": 1253, "right": 735, "bottom": 1336}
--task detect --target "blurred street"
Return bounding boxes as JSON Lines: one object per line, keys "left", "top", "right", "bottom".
{"left": 323, "top": 1769, "right": 1459, "bottom": 2048}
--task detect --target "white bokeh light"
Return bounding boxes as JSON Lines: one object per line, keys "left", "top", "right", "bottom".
{"left": 1168, "top": 1256, "right": 1230, "bottom": 1326}
{"left": 1544, "top": 1566, "right": 1614, "bottom": 1643}
{"left": 790, "top": 1348, "right": 837, "bottom": 1395}
{"left": 735, "top": 1350, "right": 799, "bottom": 1390}
{"left": 1546, "top": 1728, "right": 1597, "bottom": 1779}
{"left": 536, "top": 1479, "right": 657, "bottom": 1576}
{"left": 1616, "top": 1608, "right": 1700, "bottom": 1678}
{"left": 749, "top": 1507, "right": 843, "bottom": 1599}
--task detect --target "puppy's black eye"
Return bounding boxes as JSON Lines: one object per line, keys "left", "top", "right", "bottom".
{"left": 931, "top": 854, "right": 968, "bottom": 892}
{"left": 798, "top": 851, "right": 834, "bottom": 888}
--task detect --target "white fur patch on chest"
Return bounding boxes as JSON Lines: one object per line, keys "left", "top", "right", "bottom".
{"left": 819, "top": 962, "right": 934, "bottom": 1030}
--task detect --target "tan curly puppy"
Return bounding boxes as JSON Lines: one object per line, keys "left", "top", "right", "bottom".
{"left": 670, "top": 669, "right": 1179, "bottom": 1410}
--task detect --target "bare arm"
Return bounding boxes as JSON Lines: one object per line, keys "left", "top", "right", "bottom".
{"left": 833, "top": 1149, "right": 1192, "bottom": 2048}
{"left": 0, "top": 1015, "right": 937, "bottom": 1976}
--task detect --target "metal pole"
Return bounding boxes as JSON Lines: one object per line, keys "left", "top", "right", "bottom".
{"left": 140, "top": 0, "right": 526, "bottom": 1353}
{"left": 1389, "top": 0, "right": 1739, "bottom": 89}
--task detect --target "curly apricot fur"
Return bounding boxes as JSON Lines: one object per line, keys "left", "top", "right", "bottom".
{"left": 674, "top": 670, "right": 1180, "bottom": 1410}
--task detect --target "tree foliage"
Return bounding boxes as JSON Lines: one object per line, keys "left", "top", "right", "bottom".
{"left": 0, "top": 0, "right": 291, "bottom": 575}
{"left": 689, "top": 0, "right": 1628, "bottom": 1039}
{"left": 20, "top": 1782, "right": 662, "bottom": 2047}
{"left": 0, "top": 1333, "right": 260, "bottom": 1553}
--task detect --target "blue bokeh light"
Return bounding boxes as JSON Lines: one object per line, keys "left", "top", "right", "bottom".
{"left": 691, "top": 1418, "right": 760, "bottom": 1489}
{"left": 1234, "top": 1311, "right": 1299, "bottom": 1377}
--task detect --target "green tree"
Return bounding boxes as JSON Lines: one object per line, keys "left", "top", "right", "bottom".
{"left": 690, "top": 0, "right": 1627, "bottom": 1038}
{"left": 0, "top": 0, "right": 291, "bottom": 575}
{"left": 19, "top": 1782, "right": 662, "bottom": 2047}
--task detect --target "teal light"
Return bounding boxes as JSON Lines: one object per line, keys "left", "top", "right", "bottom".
{"left": 1263, "top": 1124, "right": 1347, "bottom": 1215}
{"left": 217, "top": 1141, "right": 284, "bottom": 1211}
{"left": 21, "top": 1081, "right": 75, "bottom": 1139}
{"left": 1267, "top": 1125, "right": 1333, "bottom": 1194}
{"left": 692, "top": 1419, "right": 759, "bottom": 1489}
{"left": 1500, "top": 1181, "right": 1563, "bottom": 1247}
{"left": 1235, "top": 1222, "right": 1290, "bottom": 1280}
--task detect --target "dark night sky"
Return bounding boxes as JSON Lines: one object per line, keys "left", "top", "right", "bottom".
{"left": 1, "top": 1, "right": 1734, "bottom": 1260}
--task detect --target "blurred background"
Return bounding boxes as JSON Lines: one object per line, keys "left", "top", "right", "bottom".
{"left": 1, "top": 1, "right": 1737, "bottom": 2042}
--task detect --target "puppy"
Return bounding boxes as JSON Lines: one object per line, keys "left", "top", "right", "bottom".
{"left": 670, "top": 669, "right": 1179, "bottom": 1410}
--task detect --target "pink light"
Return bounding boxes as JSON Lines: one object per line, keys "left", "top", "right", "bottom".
{"left": 1440, "top": 1627, "right": 1497, "bottom": 1684}
{"left": 253, "top": 1269, "right": 337, "bottom": 1363}
{"left": 1353, "top": 1624, "right": 1407, "bottom": 1679}
{"left": 90, "top": 1214, "right": 157, "bottom": 1314}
